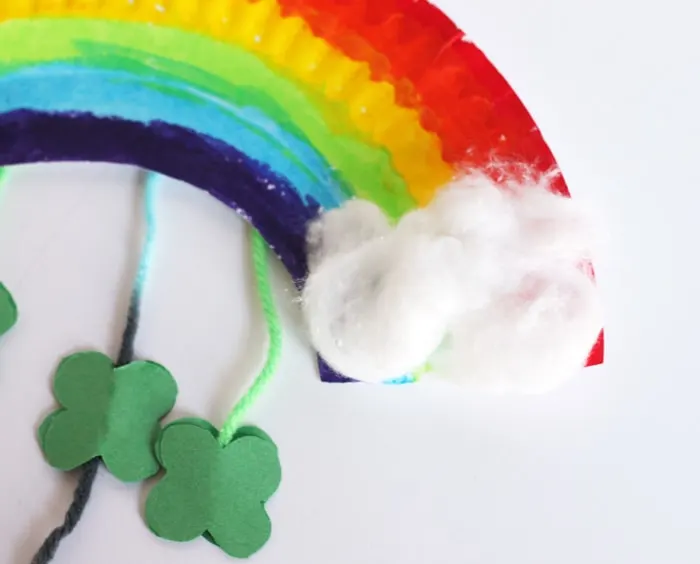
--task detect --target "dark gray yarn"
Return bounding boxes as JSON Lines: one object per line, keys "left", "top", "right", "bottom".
{"left": 30, "top": 303, "right": 142, "bottom": 564}
{"left": 30, "top": 458, "right": 100, "bottom": 564}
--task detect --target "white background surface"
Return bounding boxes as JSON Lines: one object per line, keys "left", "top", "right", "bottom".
{"left": 0, "top": 0, "right": 699, "bottom": 562}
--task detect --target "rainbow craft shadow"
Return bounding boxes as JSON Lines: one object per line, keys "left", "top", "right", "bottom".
{"left": 0, "top": 1, "right": 604, "bottom": 383}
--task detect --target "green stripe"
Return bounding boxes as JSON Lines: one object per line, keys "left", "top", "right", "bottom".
{"left": 0, "top": 18, "right": 415, "bottom": 217}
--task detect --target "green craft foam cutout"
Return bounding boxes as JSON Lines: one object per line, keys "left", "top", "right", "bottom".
{"left": 39, "top": 351, "right": 178, "bottom": 482}
{"left": 146, "top": 419, "right": 281, "bottom": 558}
{"left": 0, "top": 283, "right": 18, "bottom": 336}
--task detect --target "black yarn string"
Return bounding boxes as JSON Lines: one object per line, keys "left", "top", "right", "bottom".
{"left": 30, "top": 308, "right": 140, "bottom": 564}
{"left": 116, "top": 289, "right": 143, "bottom": 368}
{"left": 30, "top": 175, "right": 153, "bottom": 564}
{"left": 29, "top": 459, "right": 100, "bottom": 564}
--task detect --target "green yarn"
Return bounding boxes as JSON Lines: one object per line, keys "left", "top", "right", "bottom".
{"left": 145, "top": 231, "right": 283, "bottom": 557}
{"left": 218, "top": 230, "right": 283, "bottom": 447}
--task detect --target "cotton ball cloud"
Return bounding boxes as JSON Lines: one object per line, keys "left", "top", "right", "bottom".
{"left": 302, "top": 170, "right": 602, "bottom": 391}
{"left": 432, "top": 267, "right": 603, "bottom": 393}
{"left": 421, "top": 171, "right": 520, "bottom": 243}
{"left": 506, "top": 175, "right": 598, "bottom": 270}
{"left": 303, "top": 227, "right": 467, "bottom": 384}
{"left": 307, "top": 199, "right": 390, "bottom": 271}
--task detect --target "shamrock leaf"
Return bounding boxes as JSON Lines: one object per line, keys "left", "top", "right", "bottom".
{"left": 0, "top": 283, "right": 18, "bottom": 336}
{"left": 146, "top": 419, "right": 281, "bottom": 558}
{"left": 39, "top": 351, "right": 178, "bottom": 482}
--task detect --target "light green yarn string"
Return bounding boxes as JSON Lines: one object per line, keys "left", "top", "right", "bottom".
{"left": 218, "top": 229, "right": 283, "bottom": 447}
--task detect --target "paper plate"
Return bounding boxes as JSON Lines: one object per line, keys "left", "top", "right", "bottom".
{"left": 0, "top": 0, "right": 604, "bottom": 383}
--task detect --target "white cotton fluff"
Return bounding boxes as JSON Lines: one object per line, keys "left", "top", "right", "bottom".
{"left": 302, "top": 170, "right": 603, "bottom": 392}
{"left": 303, "top": 231, "right": 467, "bottom": 384}
{"left": 306, "top": 199, "right": 391, "bottom": 271}
{"left": 431, "top": 268, "right": 603, "bottom": 393}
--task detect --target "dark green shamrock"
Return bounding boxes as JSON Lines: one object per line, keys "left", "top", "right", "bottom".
{"left": 0, "top": 283, "right": 18, "bottom": 337}
{"left": 39, "top": 351, "right": 178, "bottom": 482}
{"left": 146, "top": 418, "right": 282, "bottom": 558}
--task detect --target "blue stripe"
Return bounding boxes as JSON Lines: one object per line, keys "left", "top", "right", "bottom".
{"left": 0, "top": 64, "right": 347, "bottom": 209}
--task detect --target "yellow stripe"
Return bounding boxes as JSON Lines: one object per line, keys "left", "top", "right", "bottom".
{"left": 0, "top": 0, "right": 453, "bottom": 204}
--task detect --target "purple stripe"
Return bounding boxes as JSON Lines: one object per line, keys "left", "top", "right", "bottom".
{"left": 0, "top": 109, "right": 317, "bottom": 281}
{"left": 318, "top": 359, "right": 358, "bottom": 384}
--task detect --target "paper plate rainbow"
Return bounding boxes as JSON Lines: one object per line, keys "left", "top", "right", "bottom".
{"left": 0, "top": 0, "right": 604, "bottom": 381}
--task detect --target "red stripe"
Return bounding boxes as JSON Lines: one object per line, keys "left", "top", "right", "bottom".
{"left": 276, "top": 0, "right": 562, "bottom": 181}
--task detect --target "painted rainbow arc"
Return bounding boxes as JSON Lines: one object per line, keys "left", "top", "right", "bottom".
{"left": 0, "top": 0, "right": 604, "bottom": 381}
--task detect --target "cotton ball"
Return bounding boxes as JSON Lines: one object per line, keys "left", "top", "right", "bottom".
{"left": 426, "top": 172, "right": 520, "bottom": 243}
{"left": 432, "top": 267, "right": 603, "bottom": 394}
{"left": 510, "top": 176, "right": 597, "bottom": 269}
{"left": 413, "top": 173, "right": 524, "bottom": 297}
{"left": 303, "top": 230, "right": 466, "bottom": 384}
{"left": 431, "top": 170, "right": 597, "bottom": 281}
{"left": 306, "top": 199, "right": 390, "bottom": 270}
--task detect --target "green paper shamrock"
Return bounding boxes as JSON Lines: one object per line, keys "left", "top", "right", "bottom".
{"left": 39, "top": 351, "right": 178, "bottom": 482}
{"left": 0, "top": 283, "right": 18, "bottom": 337}
{"left": 146, "top": 418, "right": 282, "bottom": 558}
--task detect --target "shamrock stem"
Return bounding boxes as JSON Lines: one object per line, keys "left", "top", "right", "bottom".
{"left": 218, "top": 230, "right": 283, "bottom": 446}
